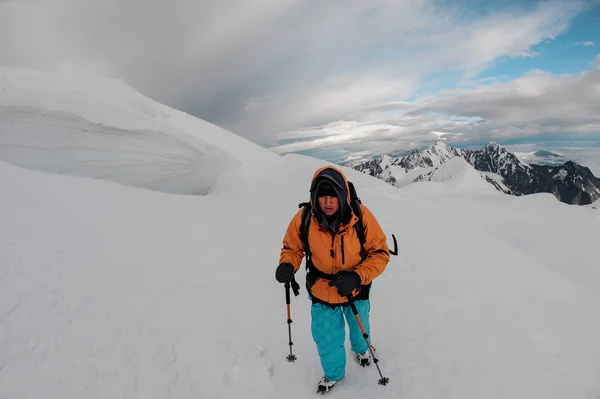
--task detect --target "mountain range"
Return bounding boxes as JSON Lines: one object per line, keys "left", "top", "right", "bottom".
{"left": 342, "top": 141, "right": 600, "bottom": 205}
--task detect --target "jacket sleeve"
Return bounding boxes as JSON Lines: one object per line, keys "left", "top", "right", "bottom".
{"left": 279, "top": 209, "right": 306, "bottom": 272}
{"left": 354, "top": 204, "right": 390, "bottom": 285}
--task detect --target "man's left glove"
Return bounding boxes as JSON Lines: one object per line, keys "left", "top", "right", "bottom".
{"left": 328, "top": 271, "right": 362, "bottom": 296}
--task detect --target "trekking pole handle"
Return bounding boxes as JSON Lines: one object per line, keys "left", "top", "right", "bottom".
{"left": 285, "top": 282, "right": 291, "bottom": 305}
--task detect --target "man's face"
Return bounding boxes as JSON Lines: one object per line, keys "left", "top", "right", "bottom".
{"left": 317, "top": 195, "right": 339, "bottom": 217}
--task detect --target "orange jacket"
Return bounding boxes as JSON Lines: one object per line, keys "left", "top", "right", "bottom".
{"left": 279, "top": 166, "right": 390, "bottom": 305}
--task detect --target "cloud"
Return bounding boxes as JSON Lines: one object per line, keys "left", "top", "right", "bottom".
{"left": 271, "top": 68, "right": 600, "bottom": 160}
{"left": 0, "top": 0, "right": 591, "bottom": 146}
{"left": 593, "top": 54, "right": 600, "bottom": 69}
{"left": 414, "top": 69, "right": 600, "bottom": 142}
{"left": 576, "top": 41, "right": 596, "bottom": 46}
{"left": 509, "top": 143, "right": 600, "bottom": 176}
{"left": 458, "top": 75, "right": 510, "bottom": 86}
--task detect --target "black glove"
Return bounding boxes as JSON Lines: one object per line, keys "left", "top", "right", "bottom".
{"left": 275, "top": 262, "right": 295, "bottom": 283}
{"left": 328, "top": 271, "right": 362, "bottom": 296}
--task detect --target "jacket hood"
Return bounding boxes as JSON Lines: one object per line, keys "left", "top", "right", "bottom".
{"left": 309, "top": 166, "right": 353, "bottom": 224}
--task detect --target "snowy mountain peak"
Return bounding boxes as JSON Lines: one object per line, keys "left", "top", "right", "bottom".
{"left": 464, "top": 143, "right": 528, "bottom": 175}
{"left": 430, "top": 140, "right": 452, "bottom": 153}
{"left": 481, "top": 141, "right": 509, "bottom": 156}
{"left": 396, "top": 140, "right": 463, "bottom": 170}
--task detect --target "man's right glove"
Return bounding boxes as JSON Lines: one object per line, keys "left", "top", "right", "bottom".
{"left": 275, "top": 262, "right": 295, "bottom": 283}
{"left": 328, "top": 271, "right": 362, "bottom": 297}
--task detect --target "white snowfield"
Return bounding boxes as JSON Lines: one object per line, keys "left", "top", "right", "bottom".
{"left": 1, "top": 68, "right": 600, "bottom": 399}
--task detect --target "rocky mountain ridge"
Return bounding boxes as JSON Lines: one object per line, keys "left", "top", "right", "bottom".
{"left": 343, "top": 141, "right": 600, "bottom": 205}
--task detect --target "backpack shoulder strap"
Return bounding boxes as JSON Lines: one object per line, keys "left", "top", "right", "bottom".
{"left": 347, "top": 181, "right": 367, "bottom": 260}
{"left": 298, "top": 202, "right": 312, "bottom": 259}
{"left": 298, "top": 202, "right": 338, "bottom": 281}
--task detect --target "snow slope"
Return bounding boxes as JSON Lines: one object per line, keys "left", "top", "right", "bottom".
{"left": 411, "top": 157, "right": 513, "bottom": 196}
{"left": 413, "top": 157, "right": 496, "bottom": 190}
{"left": 2, "top": 69, "right": 600, "bottom": 399}
{"left": 0, "top": 67, "right": 280, "bottom": 195}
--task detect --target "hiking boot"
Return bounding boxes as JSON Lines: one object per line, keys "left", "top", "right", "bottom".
{"left": 317, "top": 376, "right": 339, "bottom": 394}
{"left": 356, "top": 350, "right": 371, "bottom": 367}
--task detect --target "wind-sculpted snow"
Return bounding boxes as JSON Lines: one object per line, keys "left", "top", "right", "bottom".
{"left": 0, "top": 67, "right": 281, "bottom": 195}
{"left": 0, "top": 106, "right": 237, "bottom": 195}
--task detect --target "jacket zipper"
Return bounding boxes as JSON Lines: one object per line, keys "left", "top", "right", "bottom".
{"left": 330, "top": 233, "right": 335, "bottom": 259}
{"left": 341, "top": 236, "right": 345, "bottom": 265}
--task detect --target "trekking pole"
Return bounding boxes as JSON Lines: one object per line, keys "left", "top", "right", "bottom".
{"left": 284, "top": 282, "right": 297, "bottom": 362}
{"left": 346, "top": 295, "right": 389, "bottom": 386}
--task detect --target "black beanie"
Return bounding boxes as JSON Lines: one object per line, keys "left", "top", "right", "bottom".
{"left": 316, "top": 181, "right": 337, "bottom": 198}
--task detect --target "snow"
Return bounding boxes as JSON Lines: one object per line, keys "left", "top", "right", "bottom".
{"left": 515, "top": 148, "right": 600, "bottom": 176}
{"left": 2, "top": 68, "right": 600, "bottom": 399}
{"left": 553, "top": 169, "right": 569, "bottom": 180}
{"left": 0, "top": 67, "right": 280, "bottom": 195}
{"left": 411, "top": 157, "right": 506, "bottom": 196}
{"left": 380, "top": 154, "right": 393, "bottom": 171}
{"left": 483, "top": 171, "right": 505, "bottom": 184}
{"left": 419, "top": 157, "right": 477, "bottom": 186}
{"left": 379, "top": 164, "right": 426, "bottom": 188}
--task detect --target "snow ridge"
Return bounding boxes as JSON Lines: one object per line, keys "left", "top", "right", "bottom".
{"left": 0, "top": 67, "right": 282, "bottom": 195}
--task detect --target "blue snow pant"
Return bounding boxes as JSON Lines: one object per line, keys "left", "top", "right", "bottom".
{"left": 311, "top": 299, "right": 371, "bottom": 381}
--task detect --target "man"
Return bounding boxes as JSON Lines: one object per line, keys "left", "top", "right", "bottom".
{"left": 275, "top": 165, "right": 390, "bottom": 393}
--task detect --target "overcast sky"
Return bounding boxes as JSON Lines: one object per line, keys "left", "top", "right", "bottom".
{"left": 1, "top": 0, "right": 599, "bottom": 162}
